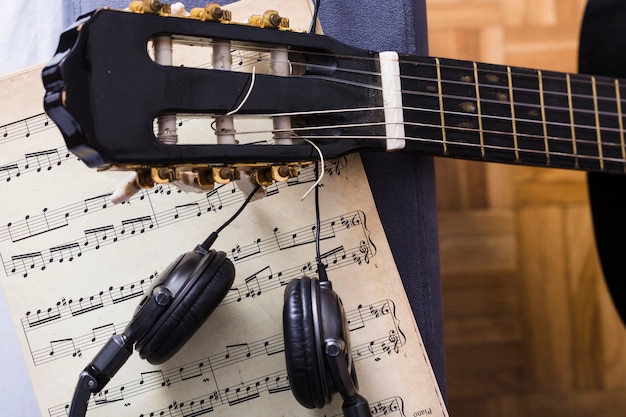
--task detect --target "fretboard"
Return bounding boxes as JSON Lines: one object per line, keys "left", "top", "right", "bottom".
{"left": 398, "top": 55, "right": 626, "bottom": 173}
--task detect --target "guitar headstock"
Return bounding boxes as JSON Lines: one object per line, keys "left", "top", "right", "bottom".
{"left": 42, "top": 2, "right": 384, "bottom": 189}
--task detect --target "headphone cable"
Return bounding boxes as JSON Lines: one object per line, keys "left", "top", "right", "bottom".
{"left": 201, "top": 184, "right": 262, "bottom": 250}
{"left": 313, "top": 161, "right": 328, "bottom": 282}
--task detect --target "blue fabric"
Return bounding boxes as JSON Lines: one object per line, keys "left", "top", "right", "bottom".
{"left": 63, "top": 0, "right": 446, "bottom": 399}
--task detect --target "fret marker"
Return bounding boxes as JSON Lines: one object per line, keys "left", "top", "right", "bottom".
{"left": 379, "top": 51, "right": 406, "bottom": 151}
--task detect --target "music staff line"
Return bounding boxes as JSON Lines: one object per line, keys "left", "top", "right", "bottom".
{"left": 0, "top": 183, "right": 189, "bottom": 244}
{"left": 133, "top": 394, "right": 407, "bottom": 417}
{"left": 0, "top": 113, "right": 53, "bottom": 147}
{"left": 0, "top": 159, "right": 318, "bottom": 246}
{"left": 1, "top": 193, "right": 362, "bottom": 278}
{"left": 27, "top": 289, "right": 388, "bottom": 368}
{"left": 21, "top": 239, "right": 374, "bottom": 340}
{"left": 0, "top": 181, "right": 212, "bottom": 244}
{"left": 47, "top": 320, "right": 405, "bottom": 417}
{"left": 21, "top": 272, "right": 158, "bottom": 332}
{"left": 0, "top": 146, "right": 76, "bottom": 183}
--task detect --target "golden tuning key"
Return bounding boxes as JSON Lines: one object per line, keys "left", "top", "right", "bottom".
{"left": 128, "top": 0, "right": 172, "bottom": 14}
{"left": 189, "top": 3, "right": 232, "bottom": 22}
{"left": 248, "top": 10, "right": 290, "bottom": 30}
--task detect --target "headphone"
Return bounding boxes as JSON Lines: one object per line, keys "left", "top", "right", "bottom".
{"left": 68, "top": 183, "right": 372, "bottom": 417}
{"left": 283, "top": 274, "right": 372, "bottom": 417}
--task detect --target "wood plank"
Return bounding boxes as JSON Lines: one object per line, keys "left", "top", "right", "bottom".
{"left": 444, "top": 316, "right": 523, "bottom": 345}
{"left": 445, "top": 343, "right": 525, "bottom": 397}
{"left": 518, "top": 206, "right": 575, "bottom": 390}
{"left": 527, "top": 389, "right": 626, "bottom": 416}
{"left": 443, "top": 285, "right": 520, "bottom": 317}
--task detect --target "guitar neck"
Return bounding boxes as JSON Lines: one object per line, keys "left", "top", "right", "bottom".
{"left": 397, "top": 54, "right": 626, "bottom": 173}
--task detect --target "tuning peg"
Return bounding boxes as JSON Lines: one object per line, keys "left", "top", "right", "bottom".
{"left": 248, "top": 10, "right": 289, "bottom": 30}
{"left": 190, "top": 3, "right": 232, "bottom": 22}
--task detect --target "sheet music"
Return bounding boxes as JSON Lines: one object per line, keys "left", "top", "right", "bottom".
{"left": 0, "top": 1, "right": 448, "bottom": 416}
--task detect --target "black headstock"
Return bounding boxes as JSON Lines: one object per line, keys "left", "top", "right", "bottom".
{"left": 42, "top": 6, "right": 385, "bottom": 188}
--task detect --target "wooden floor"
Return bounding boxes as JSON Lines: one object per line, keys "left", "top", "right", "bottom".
{"left": 426, "top": 0, "right": 626, "bottom": 415}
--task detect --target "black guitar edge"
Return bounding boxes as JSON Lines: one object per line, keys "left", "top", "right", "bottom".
{"left": 580, "top": 0, "right": 626, "bottom": 326}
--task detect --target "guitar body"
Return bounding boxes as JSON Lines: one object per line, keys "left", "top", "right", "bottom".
{"left": 579, "top": 0, "right": 626, "bottom": 324}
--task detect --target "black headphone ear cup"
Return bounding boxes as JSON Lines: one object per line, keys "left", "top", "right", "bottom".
{"left": 137, "top": 250, "right": 235, "bottom": 364}
{"left": 282, "top": 276, "right": 328, "bottom": 409}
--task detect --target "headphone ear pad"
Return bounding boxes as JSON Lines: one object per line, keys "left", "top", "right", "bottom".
{"left": 282, "top": 276, "right": 326, "bottom": 409}
{"left": 138, "top": 250, "right": 235, "bottom": 364}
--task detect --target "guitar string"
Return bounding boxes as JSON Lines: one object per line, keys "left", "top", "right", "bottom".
{"left": 214, "top": 50, "right": 626, "bottom": 145}
{"left": 153, "top": 45, "right": 626, "bottom": 163}
{"left": 235, "top": 43, "right": 623, "bottom": 91}
{"left": 171, "top": 46, "right": 622, "bottom": 122}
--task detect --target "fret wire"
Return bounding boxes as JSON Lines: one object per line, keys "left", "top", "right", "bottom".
{"left": 591, "top": 76, "right": 605, "bottom": 170}
{"left": 615, "top": 79, "right": 626, "bottom": 171}
{"left": 286, "top": 50, "right": 626, "bottom": 109}
{"left": 507, "top": 66, "right": 520, "bottom": 162}
{"left": 435, "top": 58, "right": 448, "bottom": 155}
{"left": 260, "top": 104, "right": 626, "bottom": 151}
{"left": 473, "top": 62, "right": 485, "bottom": 158}
{"left": 294, "top": 132, "right": 624, "bottom": 165}
{"left": 392, "top": 55, "right": 621, "bottom": 91}
{"left": 537, "top": 70, "right": 550, "bottom": 164}
{"left": 566, "top": 74, "right": 579, "bottom": 168}
{"left": 401, "top": 79, "right": 623, "bottom": 121}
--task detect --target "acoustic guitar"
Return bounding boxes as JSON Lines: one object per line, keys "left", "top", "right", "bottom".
{"left": 42, "top": 0, "right": 626, "bottom": 323}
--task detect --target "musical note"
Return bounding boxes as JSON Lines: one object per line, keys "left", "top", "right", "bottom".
{"left": 25, "top": 305, "right": 62, "bottom": 328}
{"left": 109, "top": 283, "right": 143, "bottom": 304}
{"left": 82, "top": 193, "right": 111, "bottom": 213}
{"left": 24, "top": 149, "right": 61, "bottom": 172}
{"left": 120, "top": 216, "right": 154, "bottom": 235}
{"left": 179, "top": 362, "right": 206, "bottom": 381}
{"left": 174, "top": 202, "right": 201, "bottom": 219}
{"left": 8, "top": 252, "right": 45, "bottom": 277}
{"left": 139, "top": 370, "right": 167, "bottom": 388}
{"left": 0, "top": 113, "right": 57, "bottom": 147}
{"left": 20, "top": 272, "right": 157, "bottom": 334}
{"left": 83, "top": 226, "right": 117, "bottom": 249}
{"left": 206, "top": 189, "right": 224, "bottom": 212}
{"left": 0, "top": 163, "right": 20, "bottom": 181}
{"left": 224, "top": 343, "right": 252, "bottom": 365}
{"left": 7, "top": 207, "right": 69, "bottom": 243}
{"left": 48, "top": 243, "right": 82, "bottom": 263}
{"left": 320, "top": 245, "right": 347, "bottom": 267}
{"left": 348, "top": 304, "right": 366, "bottom": 331}
{"left": 94, "top": 386, "right": 125, "bottom": 405}
{"left": 231, "top": 238, "right": 262, "bottom": 261}
{"left": 48, "top": 338, "right": 80, "bottom": 359}
{"left": 263, "top": 338, "right": 284, "bottom": 356}
{"left": 272, "top": 216, "right": 339, "bottom": 250}
{"left": 225, "top": 382, "right": 261, "bottom": 406}
{"left": 90, "top": 323, "right": 116, "bottom": 343}
{"left": 68, "top": 294, "right": 104, "bottom": 317}
{"left": 264, "top": 374, "right": 290, "bottom": 394}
